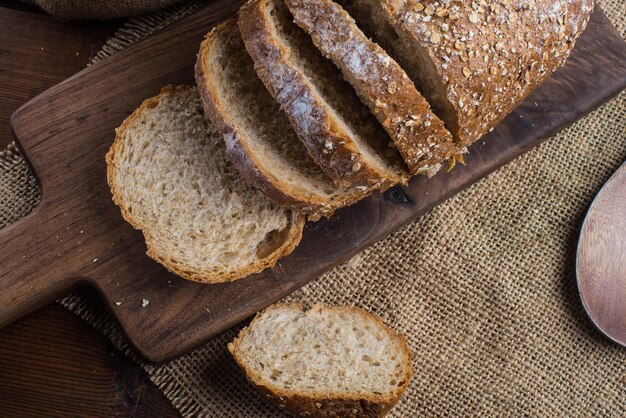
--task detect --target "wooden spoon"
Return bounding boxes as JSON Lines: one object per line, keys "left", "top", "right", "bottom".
{"left": 577, "top": 161, "right": 626, "bottom": 346}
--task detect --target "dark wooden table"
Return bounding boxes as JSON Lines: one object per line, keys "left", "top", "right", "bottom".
{"left": 0, "top": 3, "right": 180, "bottom": 416}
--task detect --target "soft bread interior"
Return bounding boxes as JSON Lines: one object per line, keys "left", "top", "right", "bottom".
{"left": 265, "top": 0, "right": 406, "bottom": 177}
{"left": 232, "top": 304, "right": 411, "bottom": 395}
{"left": 108, "top": 87, "right": 299, "bottom": 282}
{"left": 205, "top": 21, "right": 342, "bottom": 198}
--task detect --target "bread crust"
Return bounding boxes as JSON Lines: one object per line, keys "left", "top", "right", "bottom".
{"left": 106, "top": 85, "right": 305, "bottom": 284}
{"left": 376, "top": 0, "right": 594, "bottom": 146}
{"left": 195, "top": 21, "right": 371, "bottom": 220}
{"left": 229, "top": 303, "right": 413, "bottom": 418}
{"left": 285, "top": 0, "right": 456, "bottom": 176}
{"left": 239, "top": 0, "right": 407, "bottom": 190}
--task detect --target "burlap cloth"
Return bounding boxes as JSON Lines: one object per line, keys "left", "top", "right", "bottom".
{"left": 22, "top": 0, "right": 184, "bottom": 20}
{"left": 1, "top": 1, "right": 625, "bottom": 415}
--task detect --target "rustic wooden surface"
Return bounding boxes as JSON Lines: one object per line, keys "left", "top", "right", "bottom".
{"left": 0, "top": 303, "right": 179, "bottom": 417}
{"left": 1, "top": 2, "right": 626, "bottom": 363}
{"left": 0, "top": 4, "right": 179, "bottom": 416}
{"left": 0, "top": 7, "right": 115, "bottom": 149}
{"left": 577, "top": 161, "right": 626, "bottom": 347}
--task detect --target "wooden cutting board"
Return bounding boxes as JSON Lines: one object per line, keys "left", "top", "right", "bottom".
{"left": 0, "top": 5, "right": 177, "bottom": 416}
{"left": 2, "top": 1, "right": 625, "bottom": 362}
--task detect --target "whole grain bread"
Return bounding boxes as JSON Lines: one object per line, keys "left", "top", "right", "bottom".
{"left": 339, "top": 0, "right": 594, "bottom": 147}
{"left": 285, "top": 0, "right": 456, "bottom": 176}
{"left": 106, "top": 86, "right": 304, "bottom": 283}
{"left": 238, "top": 0, "right": 409, "bottom": 190}
{"left": 195, "top": 20, "right": 369, "bottom": 220}
{"left": 229, "top": 303, "right": 413, "bottom": 418}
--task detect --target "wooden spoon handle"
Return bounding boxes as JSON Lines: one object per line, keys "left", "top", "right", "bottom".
{"left": 0, "top": 207, "right": 78, "bottom": 328}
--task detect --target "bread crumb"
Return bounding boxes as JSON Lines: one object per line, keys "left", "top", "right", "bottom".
{"left": 142, "top": 299, "right": 149, "bottom": 308}
{"left": 115, "top": 302, "right": 122, "bottom": 306}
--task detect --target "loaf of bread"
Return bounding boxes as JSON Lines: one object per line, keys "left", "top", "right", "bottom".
{"left": 239, "top": 0, "right": 409, "bottom": 190}
{"left": 106, "top": 86, "right": 304, "bottom": 283}
{"left": 338, "top": 0, "right": 594, "bottom": 146}
{"left": 108, "top": 0, "right": 593, "bottom": 285}
{"left": 286, "top": 0, "right": 456, "bottom": 176}
{"left": 229, "top": 304, "right": 413, "bottom": 418}
{"left": 195, "top": 20, "right": 370, "bottom": 220}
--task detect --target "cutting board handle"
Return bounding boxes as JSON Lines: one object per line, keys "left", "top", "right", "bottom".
{"left": 0, "top": 208, "right": 78, "bottom": 327}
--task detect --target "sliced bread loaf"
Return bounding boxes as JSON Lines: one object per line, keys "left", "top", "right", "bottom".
{"left": 106, "top": 86, "right": 304, "bottom": 283}
{"left": 195, "top": 20, "right": 368, "bottom": 220}
{"left": 238, "top": 0, "right": 408, "bottom": 190}
{"left": 285, "top": 0, "right": 455, "bottom": 176}
{"left": 338, "top": 0, "right": 594, "bottom": 146}
{"left": 229, "top": 303, "right": 412, "bottom": 418}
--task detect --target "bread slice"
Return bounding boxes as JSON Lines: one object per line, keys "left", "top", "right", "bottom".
{"left": 196, "top": 20, "right": 369, "bottom": 220}
{"left": 106, "top": 85, "right": 304, "bottom": 284}
{"left": 338, "top": 0, "right": 594, "bottom": 146}
{"left": 285, "top": 0, "right": 455, "bottom": 176}
{"left": 229, "top": 303, "right": 412, "bottom": 417}
{"left": 238, "top": 0, "right": 409, "bottom": 190}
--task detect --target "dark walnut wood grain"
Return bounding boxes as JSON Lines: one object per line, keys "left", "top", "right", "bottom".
{"left": 0, "top": 4, "right": 178, "bottom": 415}
{"left": 1, "top": 3, "right": 625, "bottom": 362}
{"left": 577, "top": 162, "right": 626, "bottom": 347}
{"left": 0, "top": 0, "right": 41, "bottom": 12}
{"left": 0, "top": 303, "right": 179, "bottom": 417}
{"left": 0, "top": 6, "right": 115, "bottom": 149}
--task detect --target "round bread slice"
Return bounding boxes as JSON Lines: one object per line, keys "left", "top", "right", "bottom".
{"left": 106, "top": 85, "right": 305, "bottom": 284}
{"left": 229, "top": 303, "right": 413, "bottom": 417}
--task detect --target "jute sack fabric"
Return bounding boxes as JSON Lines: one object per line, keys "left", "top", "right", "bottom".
{"left": 1, "top": 1, "right": 624, "bottom": 416}
{"left": 22, "top": 0, "right": 184, "bottom": 19}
